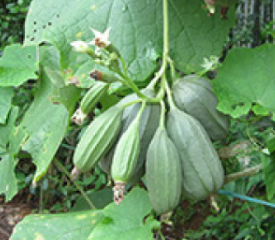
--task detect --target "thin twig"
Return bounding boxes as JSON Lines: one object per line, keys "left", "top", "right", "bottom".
{"left": 225, "top": 164, "right": 263, "bottom": 184}
{"left": 53, "top": 159, "right": 96, "bottom": 209}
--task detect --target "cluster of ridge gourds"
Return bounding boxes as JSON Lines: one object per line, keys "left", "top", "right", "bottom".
{"left": 72, "top": 74, "right": 230, "bottom": 215}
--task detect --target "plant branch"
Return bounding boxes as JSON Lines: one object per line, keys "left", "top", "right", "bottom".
{"left": 224, "top": 164, "right": 263, "bottom": 184}
{"left": 53, "top": 159, "right": 96, "bottom": 209}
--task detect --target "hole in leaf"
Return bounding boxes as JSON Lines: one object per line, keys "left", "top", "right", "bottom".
{"left": 232, "top": 102, "right": 245, "bottom": 110}
{"left": 34, "top": 21, "right": 37, "bottom": 25}
{"left": 30, "top": 37, "right": 35, "bottom": 41}
{"left": 42, "top": 25, "right": 46, "bottom": 29}
{"left": 34, "top": 29, "right": 37, "bottom": 33}
{"left": 48, "top": 22, "right": 52, "bottom": 26}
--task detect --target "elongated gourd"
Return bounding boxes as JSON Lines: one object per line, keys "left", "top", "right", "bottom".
{"left": 99, "top": 88, "right": 159, "bottom": 178}
{"left": 73, "top": 105, "right": 123, "bottom": 172}
{"left": 146, "top": 127, "right": 182, "bottom": 215}
{"left": 111, "top": 113, "right": 141, "bottom": 184}
{"left": 167, "top": 108, "right": 225, "bottom": 201}
{"left": 71, "top": 82, "right": 109, "bottom": 125}
{"left": 172, "top": 75, "right": 230, "bottom": 141}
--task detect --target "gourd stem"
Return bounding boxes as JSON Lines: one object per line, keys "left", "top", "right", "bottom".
{"left": 224, "top": 164, "right": 263, "bottom": 184}
{"left": 136, "top": 101, "right": 147, "bottom": 121}
{"left": 168, "top": 57, "right": 176, "bottom": 81}
{"left": 53, "top": 159, "right": 96, "bottom": 210}
{"left": 165, "top": 80, "right": 177, "bottom": 110}
{"left": 159, "top": 100, "right": 166, "bottom": 129}
{"left": 121, "top": 99, "right": 143, "bottom": 109}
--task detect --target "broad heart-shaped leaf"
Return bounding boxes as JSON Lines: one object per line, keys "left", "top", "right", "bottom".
{"left": 88, "top": 187, "right": 160, "bottom": 240}
{"left": 0, "top": 154, "right": 18, "bottom": 202}
{"left": 0, "top": 107, "right": 19, "bottom": 148}
{"left": 213, "top": 44, "right": 275, "bottom": 118}
{"left": 10, "top": 210, "right": 104, "bottom": 240}
{"left": 25, "top": 0, "right": 234, "bottom": 82}
{"left": 0, "top": 44, "right": 38, "bottom": 87}
{"left": 0, "top": 87, "right": 14, "bottom": 124}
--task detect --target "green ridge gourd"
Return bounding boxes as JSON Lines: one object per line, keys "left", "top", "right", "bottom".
{"left": 146, "top": 127, "right": 182, "bottom": 214}
{"left": 167, "top": 108, "right": 225, "bottom": 201}
{"left": 73, "top": 105, "right": 123, "bottom": 173}
{"left": 111, "top": 103, "right": 145, "bottom": 204}
{"left": 172, "top": 75, "right": 230, "bottom": 141}
{"left": 99, "top": 88, "right": 160, "bottom": 180}
{"left": 71, "top": 82, "right": 109, "bottom": 125}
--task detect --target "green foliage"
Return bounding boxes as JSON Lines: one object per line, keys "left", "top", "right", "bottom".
{"left": 24, "top": 0, "right": 234, "bottom": 82}
{"left": 0, "top": 0, "right": 31, "bottom": 51}
{"left": 213, "top": 45, "right": 275, "bottom": 118}
{"left": 2, "top": 0, "right": 275, "bottom": 239}
{"left": 11, "top": 187, "right": 160, "bottom": 240}
{"left": 0, "top": 44, "right": 38, "bottom": 86}
{"left": 0, "top": 87, "right": 14, "bottom": 124}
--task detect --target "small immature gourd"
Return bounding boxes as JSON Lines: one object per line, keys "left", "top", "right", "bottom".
{"left": 71, "top": 82, "right": 109, "bottom": 125}
{"left": 73, "top": 105, "right": 123, "bottom": 173}
{"left": 172, "top": 75, "right": 230, "bottom": 141}
{"left": 111, "top": 109, "right": 142, "bottom": 184}
{"left": 167, "top": 108, "right": 225, "bottom": 201}
{"left": 99, "top": 88, "right": 160, "bottom": 179}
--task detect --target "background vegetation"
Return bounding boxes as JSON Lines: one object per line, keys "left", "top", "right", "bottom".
{"left": 1, "top": 0, "right": 275, "bottom": 240}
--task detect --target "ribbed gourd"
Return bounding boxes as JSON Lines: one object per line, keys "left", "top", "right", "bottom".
{"left": 99, "top": 88, "right": 159, "bottom": 180}
{"left": 80, "top": 82, "right": 108, "bottom": 114}
{"left": 111, "top": 109, "right": 142, "bottom": 184}
{"left": 73, "top": 105, "right": 123, "bottom": 172}
{"left": 146, "top": 127, "right": 182, "bottom": 214}
{"left": 167, "top": 108, "right": 225, "bottom": 201}
{"left": 172, "top": 75, "right": 230, "bottom": 141}
{"left": 71, "top": 82, "right": 109, "bottom": 125}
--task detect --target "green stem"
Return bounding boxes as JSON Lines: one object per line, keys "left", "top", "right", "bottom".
{"left": 121, "top": 99, "right": 143, "bottom": 109}
{"left": 159, "top": 100, "right": 166, "bottom": 129}
{"left": 136, "top": 101, "right": 147, "bottom": 121}
{"left": 163, "top": 0, "right": 169, "bottom": 62}
{"left": 39, "top": 183, "right": 43, "bottom": 214}
{"left": 146, "top": 0, "right": 170, "bottom": 91}
{"left": 168, "top": 57, "right": 176, "bottom": 81}
{"left": 165, "top": 80, "right": 177, "bottom": 110}
{"left": 54, "top": 159, "right": 96, "bottom": 209}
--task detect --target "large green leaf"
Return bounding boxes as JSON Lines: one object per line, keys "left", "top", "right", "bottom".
{"left": 20, "top": 71, "right": 69, "bottom": 183}
{"left": 0, "top": 106, "right": 19, "bottom": 148}
{"left": 0, "top": 87, "right": 14, "bottom": 124}
{"left": 6, "top": 46, "right": 81, "bottom": 184}
{"left": 72, "top": 188, "right": 113, "bottom": 212}
{"left": 0, "top": 154, "right": 18, "bottom": 201}
{"left": 24, "top": 0, "right": 234, "bottom": 82}
{"left": 88, "top": 187, "right": 160, "bottom": 240}
{"left": 10, "top": 210, "right": 104, "bottom": 240}
{"left": 213, "top": 44, "right": 275, "bottom": 118}
{"left": 0, "top": 44, "right": 37, "bottom": 87}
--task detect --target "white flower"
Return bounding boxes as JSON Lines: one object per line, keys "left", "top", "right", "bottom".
{"left": 201, "top": 56, "right": 219, "bottom": 71}
{"left": 89, "top": 27, "right": 111, "bottom": 48}
{"left": 70, "top": 41, "right": 89, "bottom": 53}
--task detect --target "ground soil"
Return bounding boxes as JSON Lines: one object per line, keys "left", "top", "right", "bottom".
{"left": 0, "top": 194, "right": 33, "bottom": 240}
